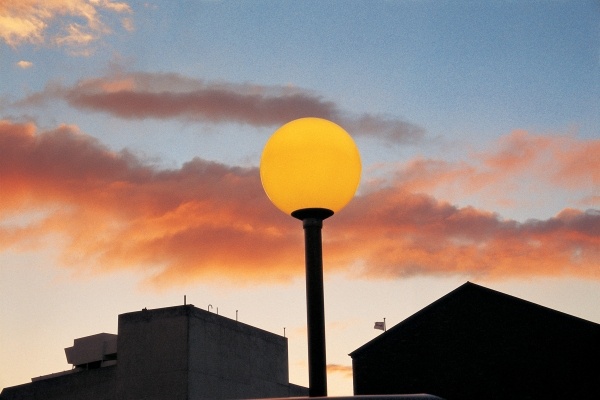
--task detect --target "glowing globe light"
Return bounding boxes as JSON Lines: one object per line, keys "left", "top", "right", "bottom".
{"left": 260, "top": 117, "right": 361, "bottom": 216}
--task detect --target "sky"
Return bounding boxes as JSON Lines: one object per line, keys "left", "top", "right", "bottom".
{"left": 0, "top": 0, "right": 599, "bottom": 395}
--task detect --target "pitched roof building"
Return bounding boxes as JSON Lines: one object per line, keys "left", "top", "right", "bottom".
{"left": 1, "top": 305, "right": 307, "bottom": 400}
{"left": 350, "top": 282, "right": 600, "bottom": 400}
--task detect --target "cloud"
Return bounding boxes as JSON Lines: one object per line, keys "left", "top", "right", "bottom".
{"left": 0, "top": 119, "right": 303, "bottom": 287}
{"left": 386, "top": 130, "right": 600, "bottom": 209}
{"left": 16, "top": 60, "right": 33, "bottom": 69}
{"left": 478, "top": 129, "right": 600, "bottom": 189}
{"left": 14, "top": 72, "right": 425, "bottom": 144}
{"left": 330, "top": 193, "right": 600, "bottom": 281}
{"left": 0, "top": 120, "right": 598, "bottom": 289}
{"left": 0, "top": 0, "right": 132, "bottom": 54}
{"left": 327, "top": 364, "right": 353, "bottom": 377}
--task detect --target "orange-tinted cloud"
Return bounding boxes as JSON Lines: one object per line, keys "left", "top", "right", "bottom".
{"left": 1, "top": 120, "right": 598, "bottom": 289}
{"left": 479, "top": 129, "right": 600, "bottom": 190}
{"left": 0, "top": 119, "right": 303, "bottom": 287}
{"left": 330, "top": 191, "right": 600, "bottom": 280}
{"left": 327, "top": 364, "right": 353, "bottom": 377}
{"left": 387, "top": 130, "right": 600, "bottom": 208}
{"left": 0, "top": 0, "right": 132, "bottom": 54}
{"left": 15, "top": 72, "right": 425, "bottom": 144}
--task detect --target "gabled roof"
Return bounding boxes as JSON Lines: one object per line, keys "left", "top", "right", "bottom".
{"left": 350, "top": 281, "right": 600, "bottom": 358}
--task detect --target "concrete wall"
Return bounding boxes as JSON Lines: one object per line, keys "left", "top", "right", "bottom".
{"left": 187, "top": 307, "right": 292, "bottom": 399}
{"left": 116, "top": 306, "right": 190, "bottom": 400}
{"left": 115, "top": 305, "right": 298, "bottom": 399}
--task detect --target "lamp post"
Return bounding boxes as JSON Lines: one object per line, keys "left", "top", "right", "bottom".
{"left": 260, "top": 118, "right": 361, "bottom": 397}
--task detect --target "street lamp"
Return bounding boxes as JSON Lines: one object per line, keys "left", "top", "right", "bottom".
{"left": 260, "top": 117, "right": 361, "bottom": 397}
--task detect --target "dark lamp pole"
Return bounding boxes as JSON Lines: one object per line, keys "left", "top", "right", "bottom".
{"left": 292, "top": 208, "right": 334, "bottom": 396}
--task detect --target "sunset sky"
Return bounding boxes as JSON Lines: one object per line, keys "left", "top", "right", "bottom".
{"left": 1, "top": 0, "right": 599, "bottom": 395}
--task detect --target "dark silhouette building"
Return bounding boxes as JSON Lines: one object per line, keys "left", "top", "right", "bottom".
{"left": 350, "top": 282, "right": 600, "bottom": 400}
{"left": 1, "top": 305, "right": 307, "bottom": 400}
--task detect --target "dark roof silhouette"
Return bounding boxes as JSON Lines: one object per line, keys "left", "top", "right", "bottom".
{"left": 350, "top": 282, "right": 600, "bottom": 400}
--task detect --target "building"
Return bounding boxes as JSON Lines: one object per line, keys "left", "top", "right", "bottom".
{"left": 1, "top": 305, "right": 307, "bottom": 400}
{"left": 350, "top": 282, "right": 600, "bottom": 400}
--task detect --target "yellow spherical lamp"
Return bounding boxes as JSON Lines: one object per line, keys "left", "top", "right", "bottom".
{"left": 260, "top": 117, "right": 361, "bottom": 219}
{"left": 259, "top": 117, "right": 361, "bottom": 397}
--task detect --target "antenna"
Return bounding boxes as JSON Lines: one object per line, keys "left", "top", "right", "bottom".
{"left": 184, "top": 295, "right": 186, "bottom": 305}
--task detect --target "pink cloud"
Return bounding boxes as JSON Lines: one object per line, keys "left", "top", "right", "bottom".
{"left": 15, "top": 72, "right": 425, "bottom": 144}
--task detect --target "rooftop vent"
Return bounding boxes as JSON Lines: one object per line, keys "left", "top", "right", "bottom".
{"left": 64, "top": 333, "right": 117, "bottom": 370}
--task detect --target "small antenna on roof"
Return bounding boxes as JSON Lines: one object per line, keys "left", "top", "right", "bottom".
{"left": 184, "top": 295, "right": 186, "bottom": 305}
